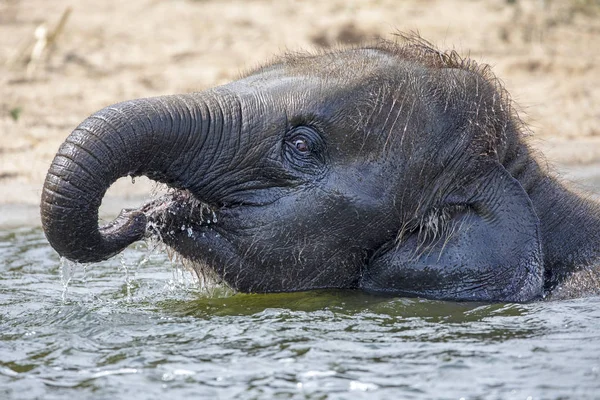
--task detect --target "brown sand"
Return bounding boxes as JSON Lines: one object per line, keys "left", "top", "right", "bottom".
{"left": 1, "top": 0, "right": 600, "bottom": 227}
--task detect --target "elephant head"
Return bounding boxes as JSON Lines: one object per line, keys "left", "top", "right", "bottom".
{"left": 45, "top": 36, "right": 585, "bottom": 302}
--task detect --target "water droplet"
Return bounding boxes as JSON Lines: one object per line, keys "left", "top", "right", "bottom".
{"left": 130, "top": 176, "right": 136, "bottom": 184}
{"left": 81, "top": 264, "right": 88, "bottom": 286}
{"left": 120, "top": 253, "right": 133, "bottom": 301}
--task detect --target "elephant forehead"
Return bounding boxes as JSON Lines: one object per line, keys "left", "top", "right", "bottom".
{"left": 258, "top": 48, "right": 400, "bottom": 80}
{"left": 235, "top": 49, "right": 413, "bottom": 96}
{"left": 229, "top": 73, "right": 416, "bottom": 128}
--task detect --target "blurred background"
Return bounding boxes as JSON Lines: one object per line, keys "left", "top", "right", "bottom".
{"left": 1, "top": 0, "right": 600, "bottom": 222}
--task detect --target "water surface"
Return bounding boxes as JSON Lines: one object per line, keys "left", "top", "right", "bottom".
{"left": 1, "top": 228, "right": 599, "bottom": 399}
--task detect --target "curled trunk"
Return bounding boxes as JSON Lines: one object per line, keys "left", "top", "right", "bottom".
{"left": 41, "top": 93, "right": 224, "bottom": 262}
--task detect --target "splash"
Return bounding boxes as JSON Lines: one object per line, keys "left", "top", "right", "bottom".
{"left": 162, "top": 244, "right": 232, "bottom": 297}
{"left": 138, "top": 188, "right": 231, "bottom": 296}
{"left": 57, "top": 185, "right": 231, "bottom": 301}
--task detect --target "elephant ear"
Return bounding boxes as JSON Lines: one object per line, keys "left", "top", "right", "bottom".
{"left": 361, "top": 163, "right": 544, "bottom": 302}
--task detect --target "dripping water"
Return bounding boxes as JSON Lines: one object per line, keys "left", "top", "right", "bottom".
{"left": 59, "top": 256, "right": 78, "bottom": 302}
{"left": 119, "top": 252, "right": 134, "bottom": 301}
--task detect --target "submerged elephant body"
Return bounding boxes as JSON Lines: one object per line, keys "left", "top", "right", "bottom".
{"left": 41, "top": 36, "right": 600, "bottom": 302}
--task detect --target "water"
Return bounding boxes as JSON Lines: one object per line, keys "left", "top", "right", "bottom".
{"left": 1, "top": 228, "right": 599, "bottom": 399}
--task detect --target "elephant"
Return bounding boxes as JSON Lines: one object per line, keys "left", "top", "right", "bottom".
{"left": 41, "top": 35, "right": 600, "bottom": 302}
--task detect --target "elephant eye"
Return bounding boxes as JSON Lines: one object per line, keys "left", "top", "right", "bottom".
{"left": 292, "top": 138, "right": 309, "bottom": 153}
{"left": 286, "top": 126, "right": 318, "bottom": 156}
{"left": 283, "top": 125, "right": 326, "bottom": 174}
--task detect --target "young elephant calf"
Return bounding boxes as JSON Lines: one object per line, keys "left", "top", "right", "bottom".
{"left": 41, "top": 36, "right": 600, "bottom": 302}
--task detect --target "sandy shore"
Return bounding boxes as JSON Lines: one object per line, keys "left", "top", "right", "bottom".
{"left": 1, "top": 0, "right": 600, "bottom": 228}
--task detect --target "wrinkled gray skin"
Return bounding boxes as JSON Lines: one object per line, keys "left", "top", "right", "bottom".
{"left": 41, "top": 37, "right": 600, "bottom": 302}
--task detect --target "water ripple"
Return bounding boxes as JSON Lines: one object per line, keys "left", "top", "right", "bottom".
{"left": 1, "top": 228, "right": 600, "bottom": 399}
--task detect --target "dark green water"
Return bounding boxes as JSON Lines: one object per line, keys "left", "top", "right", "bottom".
{"left": 1, "top": 228, "right": 599, "bottom": 399}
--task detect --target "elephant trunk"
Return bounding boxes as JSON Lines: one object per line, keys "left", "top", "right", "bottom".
{"left": 41, "top": 93, "right": 231, "bottom": 263}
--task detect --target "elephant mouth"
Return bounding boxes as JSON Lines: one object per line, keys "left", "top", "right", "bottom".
{"left": 138, "top": 190, "right": 222, "bottom": 241}
{"left": 132, "top": 190, "right": 238, "bottom": 287}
